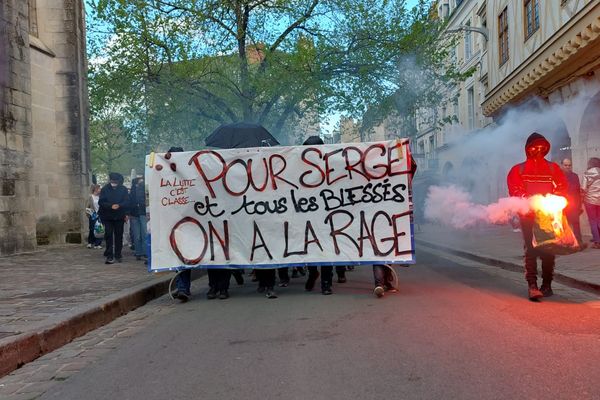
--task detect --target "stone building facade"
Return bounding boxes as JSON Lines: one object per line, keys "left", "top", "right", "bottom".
{"left": 406, "top": 0, "right": 600, "bottom": 204}
{"left": 483, "top": 0, "right": 600, "bottom": 174}
{"left": 0, "top": 0, "right": 89, "bottom": 255}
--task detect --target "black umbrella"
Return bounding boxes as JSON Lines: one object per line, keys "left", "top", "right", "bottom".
{"left": 205, "top": 122, "right": 279, "bottom": 149}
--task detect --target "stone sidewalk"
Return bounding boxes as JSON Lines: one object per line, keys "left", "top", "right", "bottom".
{"left": 415, "top": 223, "right": 600, "bottom": 294}
{"left": 0, "top": 244, "right": 196, "bottom": 378}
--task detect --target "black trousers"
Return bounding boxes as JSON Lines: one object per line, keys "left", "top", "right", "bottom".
{"left": 277, "top": 267, "right": 289, "bottom": 282}
{"left": 373, "top": 264, "right": 394, "bottom": 287}
{"left": 565, "top": 211, "right": 582, "bottom": 244}
{"left": 256, "top": 269, "right": 276, "bottom": 288}
{"left": 335, "top": 266, "right": 346, "bottom": 278}
{"left": 520, "top": 217, "right": 554, "bottom": 284}
{"left": 103, "top": 219, "right": 124, "bottom": 259}
{"left": 208, "top": 269, "right": 232, "bottom": 291}
{"left": 307, "top": 266, "right": 333, "bottom": 288}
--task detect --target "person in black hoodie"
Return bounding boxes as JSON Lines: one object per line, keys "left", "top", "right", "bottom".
{"left": 129, "top": 176, "right": 147, "bottom": 261}
{"left": 165, "top": 146, "right": 234, "bottom": 302}
{"left": 99, "top": 172, "right": 129, "bottom": 264}
{"left": 301, "top": 136, "right": 336, "bottom": 295}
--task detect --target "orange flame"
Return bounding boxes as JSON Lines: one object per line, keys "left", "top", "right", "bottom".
{"left": 530, "top": 194, "right": 568, "bottom": 239}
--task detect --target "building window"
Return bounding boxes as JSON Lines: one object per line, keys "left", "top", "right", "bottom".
{"left": 29, "top": 0, "right": 39, "bottom": 36}
{"left": 439, "top": 2, "right": 450, "bottom": 18}
{"left": 453, "top": 100, "right": 459, "bottom": 123}
{"left": 498, "top": 7, "right": 509, "bottom": 65}
{"left": 524, "top": 0, "right": 540, "bottom": 39}
{"left": 428, "top": 135, "right": 435, "bottom": 156}
{"left": 480, "top": 14, "right": 488, "bottom": 50}
{"left": 464, "top": 20, "right": 472, "bottom": 60}
{"left": 467, "top": 87, "right": 475, "bottom": 130}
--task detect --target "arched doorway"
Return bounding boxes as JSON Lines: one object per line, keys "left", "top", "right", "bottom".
{"left": 442, "top": 161, "right": 454, "bottom": 183}
{"left": 579, "top": 91, "right": 600, "bottom": 165}
{"left": 545, "top": 121, "right": 571, "bottom": 163}
{"left": 503, "top": 97, "right": 572, "bottom": 163}
{"left": 580, "top": 91, "right": 600, "bottom": 135}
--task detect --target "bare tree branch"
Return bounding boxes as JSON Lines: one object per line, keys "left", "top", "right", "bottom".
{"left": 269, "top": 0, "right": 320, "bottom": 53}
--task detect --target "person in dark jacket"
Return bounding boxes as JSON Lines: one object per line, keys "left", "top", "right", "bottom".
{"left": 507, "top": 133, "right": 567, "bottom": 300}
{"left": 560, "top": 158, "right": 583, "bottom": 245}
{"left": 373, "top": 154, "right": 417, "bottom": 298}
{"left": 129, "top": 176, "right": 147, "bottom": 261}
{"left": 167, "top": 147, "right": 193, "bottom": 302}
{"left": 165, "top": 146, "right": 233, "bottom": 302}
{"left": 99, "top": 172, "right": 129, "bottom": 264}
{"left": 300, "top": 135, "right": 336, "bottom": 295}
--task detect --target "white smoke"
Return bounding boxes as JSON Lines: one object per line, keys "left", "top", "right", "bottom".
{"left": 424, "top": 185, "right": 530, "bottom": 228}
{"left": 413, "top": 81, "right": 600, "bottom": 206}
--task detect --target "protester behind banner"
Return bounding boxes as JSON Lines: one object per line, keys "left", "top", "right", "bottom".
{"left": 146, "top": 140, "right": 415, "bottom": 272}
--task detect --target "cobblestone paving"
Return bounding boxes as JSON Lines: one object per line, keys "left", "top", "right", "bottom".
{"left": 0, "top": 245, "right": 160, "bottom": 339}
{"left": 0, "top": 283, "right": 190, "bottom": 400}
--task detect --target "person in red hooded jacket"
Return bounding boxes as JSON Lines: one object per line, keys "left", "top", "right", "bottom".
{"left": 507, "top": 132, "right": 567, "bottom": 301}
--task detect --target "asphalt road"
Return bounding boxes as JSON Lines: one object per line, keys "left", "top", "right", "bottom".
{"left": 37, "top": 250, "right": 600, "bottom": 400}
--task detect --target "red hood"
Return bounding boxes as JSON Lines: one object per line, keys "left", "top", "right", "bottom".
{"left": 525, "top": 136, "right": 550, "bottom": 160}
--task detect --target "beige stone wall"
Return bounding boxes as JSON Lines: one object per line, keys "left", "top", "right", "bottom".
{"left": 482, "top": 0, "right": 600, "bottom": 198}
{"left": 287, "top": 107, "right": 321, "bottom": 145}
{"left": 0, "top": 0, "right": 89, "bottom": 254}
{"left": 0, "top": 0, "right": 37, "bottom": 255}
{"left": 483, "top": 0, "right": 600, "bottom": 115}
{"left": 548, "top": 72, "right": 600, "bottom": 176}
{"left": 486, "top": 0, "right": 595, "bottom": 96}
{"left": 409, "top": 0, "right": 599, "bottom": 202}
{"left": 339, "top": 117, "right": 360, "bottom": 143}
{"left": 30, "top": 0, "right": 90, "bottom": 245}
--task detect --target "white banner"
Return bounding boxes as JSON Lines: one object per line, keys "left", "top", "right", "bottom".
{"left": 146, "top": 140, "right": 414, "bottom": 272}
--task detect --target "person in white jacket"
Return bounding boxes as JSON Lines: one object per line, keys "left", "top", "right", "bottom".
{"left": 582, "top": 157, "right": 600, "bottom": 249}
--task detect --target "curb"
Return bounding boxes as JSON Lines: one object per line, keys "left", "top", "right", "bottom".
{"left": 416, "top": 239, "right": 600, "bottom": 296}
{"left": 0, "top": 270, "right": 205, "bottom": 378}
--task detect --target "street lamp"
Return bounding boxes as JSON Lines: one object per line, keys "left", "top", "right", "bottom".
{"left": 446, "top": 25, "right": 489, "bottom": 42}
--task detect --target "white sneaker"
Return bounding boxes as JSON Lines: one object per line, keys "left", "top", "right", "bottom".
{"left": 86, "top": 244, "right": 92, "bottom": 249}
{"left": 94, "top": 245, "right": 103, "bottom": 249}
{"left": 373, "top": 286, "right": 385, "bottom": 298}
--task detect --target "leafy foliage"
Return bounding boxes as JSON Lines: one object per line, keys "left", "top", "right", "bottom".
{"left": 86, "top": 0, "right": 465, "bottom": 172}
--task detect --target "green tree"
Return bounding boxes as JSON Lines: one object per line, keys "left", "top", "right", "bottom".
{"left": 87, "top": 0, "right": 463, "bottom": 150}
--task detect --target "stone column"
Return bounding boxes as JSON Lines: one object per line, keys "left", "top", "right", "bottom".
{"left": 0, "top": 0, "right": 37, "bottom": 255}
{"left": 31, "top": 0, "right": 90, "bottom": 245}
